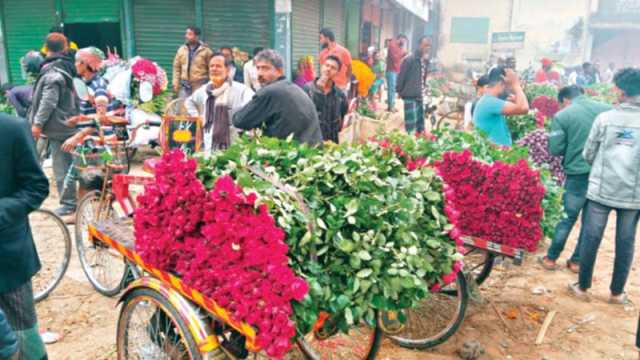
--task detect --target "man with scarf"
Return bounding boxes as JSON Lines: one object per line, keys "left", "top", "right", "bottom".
{"left": 29, "top": 33, "right": 79, "bottom": 217}
{"left": 0, "top": 112, "right": 50, "bottom": 360}
{"left": 185, "top": 53, "right": 254, "bottom": 152}
{"left": 303, "top": 55, "right": 348, "bottom": 143}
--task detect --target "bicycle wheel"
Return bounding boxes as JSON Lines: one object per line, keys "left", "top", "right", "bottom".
{"left": 296, "top": 312, "right": 382, "bottom": 360}
{"left": 463, "top": 248, "right": 495, "bottom": 286}
{"left": 75, "top": 190, "right": 128, "bottom": 297}
{"left": 30, "top": 209, "right": 72, "bottom": 303}
{"left": 387, "top": 271, "right": 468, "bottom": 350}
{"left": 117, "top": 287, "right": 202, "bottom": 360}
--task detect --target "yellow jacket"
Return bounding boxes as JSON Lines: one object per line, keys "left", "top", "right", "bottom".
{"left": 172, "top": 42, "right": 213, "bottom": 89}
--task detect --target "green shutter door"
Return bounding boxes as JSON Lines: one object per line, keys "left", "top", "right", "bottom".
{"left": 133, "top": 0, "right": 195, "bottom": 77}
{"left": 2, "top": 0, "right": 56, "bottom": 83}
{"left": 323, "top": 0, "right": 345, "bottom": 45}
{"left": 63, "top": 0, "right": 120, "bottom": 23}
{"left": 292, "top": 0, "right": 321, "bottom": 73}
{"left": 203, "top": 0, "right": 272, "bottom": 53}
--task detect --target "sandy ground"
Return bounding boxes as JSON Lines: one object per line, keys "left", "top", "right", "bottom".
{"left": 34, "top": 155, "right": 640, "bottom": 360}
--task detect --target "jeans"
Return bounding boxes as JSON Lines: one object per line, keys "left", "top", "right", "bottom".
{"left": 546, "top": 174, "right": 589, "bottom": 263}
{"left": 578, "top": 200, "right": 640, "bottom": 295}
{"left": 49, "top": 139, "right": 76, "bottom": 210}
{"left": 385, "top": 71, "right": 397, "bottom": 111}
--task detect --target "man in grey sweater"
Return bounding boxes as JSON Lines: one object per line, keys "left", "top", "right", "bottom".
{"left": 569, "top": 68, "right": 640, "bottom": 304}
{"left": 29, "top": 33, "right": 79, "bottom": 217}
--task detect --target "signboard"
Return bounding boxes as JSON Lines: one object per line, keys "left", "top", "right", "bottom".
{"left": 161, "top": 116, "right": 202, "bottom": 154}
{"left": 491, "top": 32, "right": 526, "bottom": 50}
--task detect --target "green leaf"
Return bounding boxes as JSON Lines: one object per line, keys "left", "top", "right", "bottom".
{"left": 345, "top": 308, "right": 354, "bottom": 325}
{"left": 357, "top": 269, "right": 373, "bottom": 278}
{"left": 425, "top": 191, "right": 441, "bottom": 202}
{"left": 316, "top": 218, "right": 327, "bottom": 230}
{"left": 347, "top": 216, "right": 356, "bottom": 225}
{"left": 357, "top": 250, "right": 372, "bottom": 261}
{"left": 337, "top": 239, "right": 355, "bottom": 253}
{"left": 345, "top": 199, "right": 359, "bottom": 216}
{"left": 300, "top": 231, "right": 312, "bottom": 247}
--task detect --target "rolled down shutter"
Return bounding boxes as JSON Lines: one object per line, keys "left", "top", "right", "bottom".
{"left": 2, "top": 0, "right": 56, "bottom": 83}
{"left": 323, "top": 0, "right": 345, "bottom": 45}
{"left": 292, "top": 0, "right": 321, "bottom": 75}
{"left": 203, "top": 0, "right": 272, "bottom": 53}
{"left": 133, "top": 0, "right": 195, "bottom": 77}
{"left": 63, "top": 0, "right": 120, "bottom": 23}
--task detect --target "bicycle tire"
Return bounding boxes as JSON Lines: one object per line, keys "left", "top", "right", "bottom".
{"left": 31, "top": 209, "right": 72, "bottom": 303}
{"left": 464, "top": 249, "right": 495, "bottom": 286}
{"left": 75, "top": 190, "right": 128, "bottom": 297}
{"left": 297, "top": 311, "right": 382, "bottom": 360}
{"left": 388, "top": 271, "right": 468, "bottom": 350}
{"left": 117, "top": 287, "right": 202, "bottom": 360}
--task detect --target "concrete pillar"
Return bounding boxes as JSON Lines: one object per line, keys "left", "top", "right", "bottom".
{"left": 274, "top": 0, "right": 292, "bottom": 79}
{"left": 123, "top": 0, "right": 136, "bottom": 58}
{"left": 0, "top": 12, "right": 8, "bottom": 84}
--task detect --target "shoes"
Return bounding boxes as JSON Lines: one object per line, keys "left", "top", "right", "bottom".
{"left": 609, "top": 293, "right": 631, "bottom": 305}
{"left": 537, "top": 256, "right": 558, "bottom": 271}
{"left": 566, "top": 260, "right": 580, "bottom": 274}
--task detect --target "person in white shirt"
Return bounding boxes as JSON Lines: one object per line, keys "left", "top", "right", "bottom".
{"left": 186, "top": 52, "right": 254, "bottom": 152}
{"left": 244, "top": 47, "right": 263, "bottom": 92}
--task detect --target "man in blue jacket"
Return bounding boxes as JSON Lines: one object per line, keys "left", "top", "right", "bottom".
{"left": 0, "top": 113, "right": 49, "bottom": 359}
{"left": 539, "top": 85, "right": 611, "bottom": 273}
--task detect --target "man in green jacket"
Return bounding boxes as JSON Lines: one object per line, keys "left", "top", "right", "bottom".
{"left": 539, "top": 85, "right": 612, "bottom": 272}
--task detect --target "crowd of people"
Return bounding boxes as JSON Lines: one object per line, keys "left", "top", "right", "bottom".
{"left": 0, "top": 17, "right": 639, "bottom": 359}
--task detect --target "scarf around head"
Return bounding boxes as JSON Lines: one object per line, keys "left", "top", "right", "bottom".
{"left": 205, "top": 80, "right": 232, "bottom": 150}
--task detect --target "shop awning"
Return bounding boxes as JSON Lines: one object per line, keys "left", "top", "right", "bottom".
{"left": 391, "top": 0, "right": 430, "bottom": 21}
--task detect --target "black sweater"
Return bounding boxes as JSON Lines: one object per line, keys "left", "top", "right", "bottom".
{"left": 233, "top": 77, "right": 323, "bottom": 145}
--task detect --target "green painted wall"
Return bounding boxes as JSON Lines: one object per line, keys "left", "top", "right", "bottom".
{"left": 63, "top": 0, "right": 120, "bottom": 23}
{"left": 203, "top": 0, "right": 272, "bottom": 53}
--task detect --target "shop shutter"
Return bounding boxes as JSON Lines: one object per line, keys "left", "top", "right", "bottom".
{"left": 133, "top": 0, "right": 195, "bottom": 78}
{"left": 292, "top": 0, "right": 321, "bottom": 75}
{"left": 323, "top": 0, "right": 345, "bottom": 45}
{"left": 2, "top": 0, "right": 56, "bottom": 83}
{"left": 63, "top": 0, "right": 120, "bottom": 23}
{"left": 203, "top": 0, "right": 272, "bottom": 53}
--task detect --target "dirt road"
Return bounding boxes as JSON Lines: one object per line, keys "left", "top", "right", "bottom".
{"left": 36, "top": 163, "right": 639, "bottom": 360}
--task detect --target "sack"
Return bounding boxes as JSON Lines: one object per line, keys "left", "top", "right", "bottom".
{"left": 339, "top": 112, "right": 405, "bottom": 144}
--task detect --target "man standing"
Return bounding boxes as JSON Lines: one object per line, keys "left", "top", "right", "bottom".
{"left": 319, "top": 28, "right": 352, "bottom": 94}
{"left": 0, "top": 113, "right": 50, "bottom": 360}
{"left": 570, "top": 68, "right": 640, "bottom": 303}
{"left": 472, "top": 67, "right": 529, "bottom": 146}
{"left": 233, "top": 49, "right": 322, "bottom": 145}
{"left": 244, "top": 47, "right": 264, "bottom": 92}
{"left": 534, "top": 58, "right": 561, "bottom": 85}
{"left": 385, "top": 34, "right": 407, "bottom": 112}
{"left": 172, "top": 26, "right": 213, "bottom": 98}
{"left": 29, "top": 33, "right": 79, "bottom": 217}
{"left": 186, "top": 53, "right": 254, "bottom": 152}
{"left": 220, "top": 47, "right": 242, "bottom": 83}
{"left": 303, "top": 55, "right": 348, "bottom": 143}
{"left": 397, "top": 36, "right": 431, "bottom": 134}
{"left": 577, "top": 62, "right": 599, "bottom": 87}
{"left": 539, "top": 85, "right": 612, "bottom": 273}
{"left": 601, "top": 62, "right": 616, "bottom": 83}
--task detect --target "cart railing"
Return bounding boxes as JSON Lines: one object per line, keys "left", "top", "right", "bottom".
{"left": 87, "top": 222, "right": 260, "bottom": 352}
{"left": 462, "top": 236, "right": 525, "bottom": 266}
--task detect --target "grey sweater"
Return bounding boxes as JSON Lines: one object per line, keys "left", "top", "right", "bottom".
{"left": 583, "top": 102, "right": 640, "bottom": 209}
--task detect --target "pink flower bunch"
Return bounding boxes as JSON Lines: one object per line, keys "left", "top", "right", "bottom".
{"left": 131, "top": 57, "right": 167, "bottom": 95}
{"left": 134, "top": 150, "right": 308, "bottom": 359}
{"left": 435, "top": 150, "right": 546, "bottom": 252}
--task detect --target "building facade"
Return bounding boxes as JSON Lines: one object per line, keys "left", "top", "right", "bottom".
{"left": 0, "top": 0, "right": 430, "bottom": 84}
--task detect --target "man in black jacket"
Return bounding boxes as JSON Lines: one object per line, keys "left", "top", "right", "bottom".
{"left": 233, "top": 49, "right": 323, "bottom": 145}
{"left": 0, "top": 114, "right": 49, "bottom": 360}
{"left": 397, "top": 36, "right": 431, "bottom": 134}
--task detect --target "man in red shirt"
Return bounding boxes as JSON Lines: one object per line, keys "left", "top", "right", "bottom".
{"left": 385, "top": 34, "right": 408, "bottom": 112}
{"left": 534, "top": 58, "right": 561, "bottom": 85}
{"left": 319, "top": 28, "right": 353, "bottom": 93}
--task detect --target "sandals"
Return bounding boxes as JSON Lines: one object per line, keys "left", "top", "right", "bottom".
{"left": 537, "top": 256, "right": 559, "bottom": 271}
{"left": 566, "top": 260, "right": 580, "bottom": 274}
{"left": 567, "top": 282, "right": 591, "bottom": 302}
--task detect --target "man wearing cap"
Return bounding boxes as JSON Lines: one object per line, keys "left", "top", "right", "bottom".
{"left": 535, "top": 58, "right": 561, "bottom": 85}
